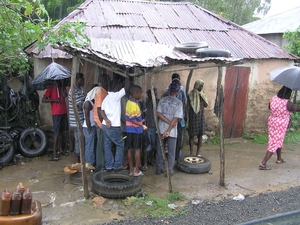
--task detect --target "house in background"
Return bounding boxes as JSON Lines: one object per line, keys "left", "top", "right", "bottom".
{"left": 25, "top": 0, "right": 299, "bottom": 138}
{"left": 242, "top": 6, "right": 300, "bottom": 48}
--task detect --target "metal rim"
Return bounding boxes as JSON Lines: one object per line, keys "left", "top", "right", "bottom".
{"left": 183, "top": 156, "right": 205, "bottom": 164}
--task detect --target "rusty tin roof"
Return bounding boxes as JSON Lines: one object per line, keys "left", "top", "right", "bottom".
{"left": 24, "top": 0, "right": 298, "bottom": 69}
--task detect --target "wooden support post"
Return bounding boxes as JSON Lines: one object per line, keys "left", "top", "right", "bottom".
{"left": 150, "top": 73, "right": 172, "bottom": 193}
{"left": 185, "top": 69, "right": 194, "bottom": 97}
{"left": 217, "top": 67, "right": 225, "bottom": 187}
{"left": 71, "top": 56, "right": 89, "bottom": 198}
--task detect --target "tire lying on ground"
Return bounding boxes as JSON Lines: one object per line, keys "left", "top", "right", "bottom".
{"left": 177, "top": 156, "right": 211, "bottom": 174}
{"left": 91, "top": 171, "right": 142, "bottom": 199}
{"left": 19, "top": 127, "right": 47, "bottom": 157}
{"left": 195, "top": 48, "right": 232, "bottom": 58}
{"left": 174, "top": 42, "right": 209, "bottom": 54}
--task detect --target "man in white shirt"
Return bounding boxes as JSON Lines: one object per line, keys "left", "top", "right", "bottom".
{"left": 100, "top": 79, "right": 130, "bottom": 171}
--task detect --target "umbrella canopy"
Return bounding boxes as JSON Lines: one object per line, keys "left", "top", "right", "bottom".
{"left": 31, "top": 62, "right": 71, "bottom": 90}
{"left": 268, "top": 66, "right": 300, "bottom": 90}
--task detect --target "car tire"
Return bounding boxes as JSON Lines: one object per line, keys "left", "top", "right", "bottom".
{"left": 19, "top": 127, "right": 47, "bottom": 157}
{"left": 174, "top": 42, "right": 209, "bottom": 54}
{"left": 177, "top": 156, "right": 211, "bottom": 174}
{"left": 91, "top": 171, "right": 143, "bottom": 199}
{"left": 0, "top": 131, "right": 15, "bottom": 166}
{"left": 195, "top": 48, "right": 232, "bottom": 58}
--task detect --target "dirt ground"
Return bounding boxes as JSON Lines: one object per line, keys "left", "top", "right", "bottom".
{"left": 1, "top": 138, "right": 300, "bottom": 224}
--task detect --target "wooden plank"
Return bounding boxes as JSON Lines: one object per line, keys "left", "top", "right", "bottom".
{"left": 224, "top": 66, "right": 250, "bottom": 138}
{"left": 71, "top": 56, "right": 89, "bottom": 199}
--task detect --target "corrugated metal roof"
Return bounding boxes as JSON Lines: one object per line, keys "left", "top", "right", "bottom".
{"left": 242, "top": 6, "right": 300, "bottom": 34}
{"left": 24, "top": 0, "right": 298, "bottom": 68}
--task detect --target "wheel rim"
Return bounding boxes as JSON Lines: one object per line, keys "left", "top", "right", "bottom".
{"left": 22, "top": 131, "right": 43, "bottom": 150}
{"left": 183, "top": 156, "right": 204, "bottom": 164}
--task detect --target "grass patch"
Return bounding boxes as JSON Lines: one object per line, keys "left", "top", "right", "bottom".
{"left": 205, "top": 133, "right": 220, "bottom": 145}
{"left": 242, "top": 130, "right": 300, "bottom": 144}
{"left": 122, "top": 191, "right": 186, "bottom": 217}
{"left": 284, "top": 130, "right": 300, "bottom": 143}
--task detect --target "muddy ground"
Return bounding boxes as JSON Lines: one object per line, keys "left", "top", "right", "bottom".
{"left": 1, "top": 138, "right": 300, "bottom": 224}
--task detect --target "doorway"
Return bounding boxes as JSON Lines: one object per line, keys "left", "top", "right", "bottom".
{"left": 223, "top": 66, "right": 250, "bottom": 138}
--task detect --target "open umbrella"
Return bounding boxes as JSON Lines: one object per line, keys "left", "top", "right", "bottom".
{"left": 31, "top": 62, "right": 71, "bottom": 90}
{"left": 268, "top": 66, "right": 300, "bottom": 90}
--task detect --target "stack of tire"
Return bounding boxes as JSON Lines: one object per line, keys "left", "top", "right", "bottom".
{"left": 174, "top": 42, "right": 232, "bottom": 58}
{"left": 0, "top": 126, "right": 47, "bottom": 168}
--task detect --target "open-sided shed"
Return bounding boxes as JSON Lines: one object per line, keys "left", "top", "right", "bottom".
{"left": 24, "top": 0, "right": 300, "bottom": 192}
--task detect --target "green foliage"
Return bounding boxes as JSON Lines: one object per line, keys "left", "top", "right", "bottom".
{"left": 252, "top": 133, "right": 268, "bottom": 144}
{"left": 191, "top": 0, "right": 271, "bottom": 25}
{"left": 290, "top": 112, "right": 300, "bottom": 129}
{"left": 205, "top": 133, "right": 220, "bottom": 145}
{"left": 37, "top": 20, "right": 90, "bottom": 51}
{"left": 40, "top": 0, "right": 85, "bottom": 21}
{"left": 123, "top": 191, "right": 186, "bottom": 217}
{"left": 243, "top": 130, "right": 300, "bottom": 144}
{"left": 283, "top": 26, "right": 300, "bottom": 57}
{"left": 0, "top": 0, "right": 89, "bottom": 78}
{"left": 284, "top": 130, "right": 300, "bottom": 143}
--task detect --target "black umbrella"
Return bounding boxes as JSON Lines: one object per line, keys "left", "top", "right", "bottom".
{"left": 268, "top": 66, "right": 300, "bottom": 90}
{"left": 31, "top": 62, "right": 71, "bottom": 90}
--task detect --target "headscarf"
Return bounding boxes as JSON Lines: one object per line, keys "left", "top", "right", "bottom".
{"left": 85, "top": 87, "right": 99, "bottom": 102}
{"left": 188, "top": 79, "right": 208, "bottom": 114}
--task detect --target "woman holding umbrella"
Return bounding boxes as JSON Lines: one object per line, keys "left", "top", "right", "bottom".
{"left": 259, "top": 86, "right": 300, "bottom": 170}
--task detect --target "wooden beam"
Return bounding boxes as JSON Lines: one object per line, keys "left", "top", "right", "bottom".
{"left": 150, "top": 73, "right": 172, "bottom": 193}
{"left": 217, "top": 66, "right": 225, "bottom": 187}
{"left": 185, "top": 69, "right": 194, "bottom": 97}
{"left": 153, "top": 60, "right": 244, "bottom": 74}
{"left": 71, "top": 56, "right": 89, "bottom": 198}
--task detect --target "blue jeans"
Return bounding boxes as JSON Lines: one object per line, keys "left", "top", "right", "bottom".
{"left": 83, "top": 126, "right": 96, "bottom": 165}
{"left": 73, "top": 127, "right": 80, "bottom": 156}
{"left": 146, "top": 127, "right": 157, "bottom": 151}
{"left": 102, "top": 125, "right": 124, "bottom": 170}
{"left": 95, "top": 125, "right": 105, "bottom": 170}
{"left": 156, "top": 136, "right": 176, "bottom": 174}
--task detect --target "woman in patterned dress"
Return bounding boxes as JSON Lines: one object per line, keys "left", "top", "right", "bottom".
{"left": 259, "top": 86, "right": 300, "bottom": 170}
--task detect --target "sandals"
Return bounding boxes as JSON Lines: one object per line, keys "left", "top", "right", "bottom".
{"left": 133, "top": 171, "right": 144, "bottom": 177}
{"left": 57, "top": 150, "right": 69, "bottom": 156}
{"left": 49, "top": 156, "right": 59, "bottom": 161}
{"left": 276, "top": 159, "right": 286, "bottom": 164}
{"left": 259, "top": 164, "right": 271, "bottom": 170}
{"left": 129, "top": 167, "right": 136, "bottom": 176}
{"left": 140, "top": 166, "right": 148, "bottom": 171}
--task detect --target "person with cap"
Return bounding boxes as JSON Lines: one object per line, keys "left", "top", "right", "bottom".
{"left": 163, "top": 73, "right": 187, "bottom": 159}
{"left": 156, "top": 82, "right": 183, "bottom": 176}
{"left": 83, "top": 86, "right": 99, "bottom": 170}
{"left": 187, "top": 79, "right": 208, "bottom": 157}
{"left": 68, "top": 72, "right": 85, "bottom": 163}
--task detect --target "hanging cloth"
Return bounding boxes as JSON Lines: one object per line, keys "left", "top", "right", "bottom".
{"left": 188, "top": 79, "right": 208, "bottom": 114}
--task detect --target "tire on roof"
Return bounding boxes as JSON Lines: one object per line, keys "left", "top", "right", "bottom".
{"left": 195, "top": 48, "right": 232, "bottom": 58}
{"left": 174, "top": 42, "right": 209, "bottom": 54}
